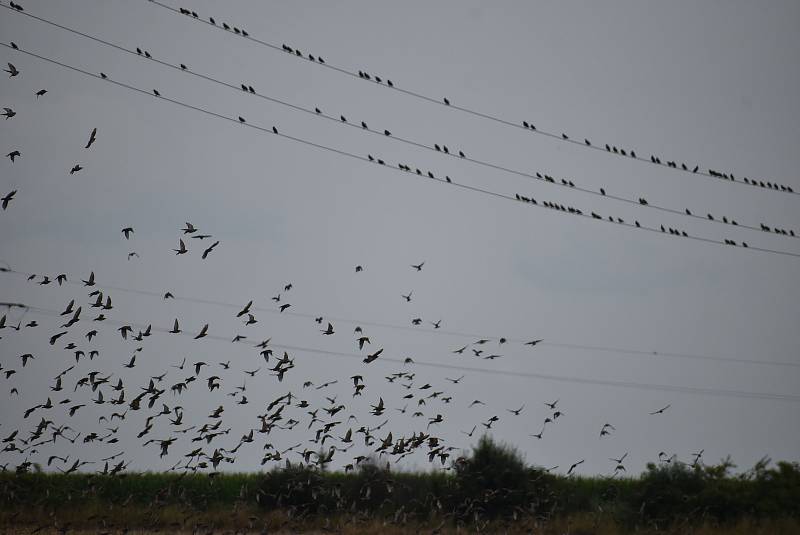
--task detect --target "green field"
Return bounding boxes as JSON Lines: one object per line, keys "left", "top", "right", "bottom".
{"left": 1, "top": 438, "right": 798, "bottom": 534}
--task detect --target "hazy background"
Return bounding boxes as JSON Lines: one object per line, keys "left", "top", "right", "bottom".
{"left": 0, "top": 0, "right": 798, "bottom": 475}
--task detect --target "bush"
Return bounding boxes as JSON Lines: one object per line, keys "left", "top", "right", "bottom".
{"left": 452, "top": 434, "right": 532, "bottom": 518}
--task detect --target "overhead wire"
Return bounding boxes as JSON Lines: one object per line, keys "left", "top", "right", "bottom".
{"left": 2, "top": 266, "right": 799, "bottom": 370}
{"left": 2, "top": 43, "right": 798, "bottom": 259}
{"left": 2, "top": 3, "right": 796, "bottom": 241}
{"left": 142, "top": 0, "right": 800, "bottom": 197}
{"left": 17, "top": 304, "right": 800, "bottom": 404}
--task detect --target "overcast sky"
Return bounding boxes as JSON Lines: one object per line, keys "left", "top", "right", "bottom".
{"left": 0, "top": 0, "right": 798, "bottom": 476}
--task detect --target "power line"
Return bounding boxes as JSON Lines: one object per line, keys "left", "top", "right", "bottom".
{"left": 143, "top": 0, "right": 800, "bottom": 198}
{"left": 19, "top": 304, "right": 800, "bottom": 404}
{"left": 5, "top": 3, "right": 796, "bottom": 242}
{"left": 2, "top": 266, "right": 798, "bottom": 370}
{"left": 3, "top": 43, "right": 798, "bottom": 259}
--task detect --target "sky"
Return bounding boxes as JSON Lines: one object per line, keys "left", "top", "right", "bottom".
{"left": 0, "top": 0, "right": 799, "bottom": 477}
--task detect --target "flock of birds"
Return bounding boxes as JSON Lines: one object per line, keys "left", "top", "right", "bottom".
{"left": 0, "top": 6, "right": 792, "bottom": 532}
{"left": 0, "top": 1, "right": 798, "bottom": 257}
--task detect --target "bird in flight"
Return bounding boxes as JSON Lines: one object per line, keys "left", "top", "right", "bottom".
{"left": 69, "top": 164, "right": 83, "bottom": 175}
{"left": 321, "top": 322, "right": 334, "bottom": 335}
{"left": 649, "top": 404, "right": 671, "bottom": 415}
{"left": 201, "top": 241, "right": 220, "bottom": 259}
{"left": 182, "top": 222, "right": 197, "bottom": 234}
{"left": 567, "top": 459, "right": 585, "bottom": 475}
{"left": 194, "top": 324, "right": 209, "bottom": 339}
{"left": 1, "top": 108, "right": 15, "bottom": 120}
{"left": 4, "top": 63, "right": 19, "bottom": 77}
{"left": 525, "top": 339, "right": 543, "bottom": 346}
{"left": 6, "top": 150, "right": 20, "bottom": 162}
{"left": 363, "top": 348, "right": 383, "bottom": 364}
{"left": 507, "top": 405, "right": 525, "bottom": 416}
{"left": 85, "top": 128, "right": 98, "bottom": 149}
{"left": 401, "top": 291, "right": 412, "bottom": 302}
{"left": 121, "top": 227, "right": 134, "bottom": 239}
{"left": 1, "top": 190, "right": 16, "bottom": 210}
{"left": 411, "top": 262, "right": 425, "bottom": 271}
{"left": 35, "top": 89, "right": 47, "bottom": 98}
{"left": 236, "top": 301, "right": 253, "bottom": 318}
{"left": 173, "top": 239, "right": 188, "bottom": 255}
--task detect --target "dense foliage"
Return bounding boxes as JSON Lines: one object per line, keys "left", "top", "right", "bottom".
{"left": 0, "top": 441, "right": 797, "bottom": 532}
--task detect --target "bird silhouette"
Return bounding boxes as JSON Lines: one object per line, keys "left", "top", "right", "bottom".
{"left": 85, "top": 128, "right": 97, "bottom": 149}
{"left": 649, "top": 404, "right": 671, "bottom": 415}
{"left": 201, "top": 240, "right": 220, "bottom": 259}
{"left": 1, "top": 190, "right": 16, "bottom": 210}
{"left": 173, "top": 239, "right": 188, "bottom": 255}
{"left": 4, "top": 63, "right": 19, "bottom": 77}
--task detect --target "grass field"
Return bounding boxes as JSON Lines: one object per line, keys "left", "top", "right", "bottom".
{"left": 1, "top": 440, "right": 797, "bottom": 533}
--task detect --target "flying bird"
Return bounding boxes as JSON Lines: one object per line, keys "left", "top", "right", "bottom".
{"left": 85, "top": 128, "right": 97, "bottom": 149}
{"left": 201, "top": 240, "right": 220, "bottom": 259}
{"left": 194, "top": 324, "right": 209, "bottom": 339}
{"left": 411, "top": 262, "right": 424, "bottom": 271}
{"left": 35, "top": 89, "right": 47, "bottom": 98}
{"left": 649, "top": 404, "right": 671, "bottom": 415}
{"left": 121, "top": 227, "right": 134, "bottom": 239}
{"left": 173, "top": 239, "right": 188, "bottom": 255}
{"left": 321, "top": 322, "right": 334, "bottom": 335}
{"left": 567, "top": 459, "right": 585, "bottom": 475}
{"left": 1, "top": 190, "right": 16, "bottom": 210}
{"left": 6, "top": 150, "right": 20, "bottom": 162}
{"left": 1, "top": 108, "right": 15, "bottom": 120}
{"left": 69, "top": 164, "right": 83, "bottom": 175}
{"left": 363, "top": 348, "right": 383, "bottom": 363}
{"left": 4, "top": 63, "right": 19, "bottom": 77}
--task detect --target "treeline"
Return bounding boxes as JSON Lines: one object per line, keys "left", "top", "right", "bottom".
{"left": 0, "top": 437, "right": 798, "bottom": 532}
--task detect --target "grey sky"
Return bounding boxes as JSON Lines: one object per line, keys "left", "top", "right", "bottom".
{"left": 0, "top": 0, "right": 798, "bottom": 476}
